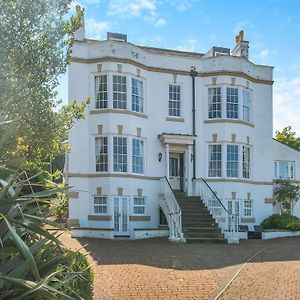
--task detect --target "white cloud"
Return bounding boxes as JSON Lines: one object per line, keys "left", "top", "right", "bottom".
{"left": 273, "top": 77, "right": 300, "bottom": 134}
{"left": 154, "top": 18, "right": 166, "bottom": 28}
{"left": 85, "top": 18, "right": 109, "bottom": 40}
{"left": 176, "top": 38, "right": 199, "bottom": 52}
{"left": 108, "top": 0, "right": 156, "bottom": 17}
{"left": 257, "top": 49, "right": 270, "bottom": 59}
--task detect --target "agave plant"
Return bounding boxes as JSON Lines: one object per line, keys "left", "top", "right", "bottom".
{"left": 0, "top": 124, "right": 93, "bottom": 299}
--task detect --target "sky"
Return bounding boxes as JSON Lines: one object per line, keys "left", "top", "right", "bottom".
{"left": 58, "top": 0, "right": 300, "bottom": 135}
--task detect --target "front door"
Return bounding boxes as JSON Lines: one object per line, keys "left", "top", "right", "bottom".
{"left": 169, "top": 154, "right": 180, "bottom": 190}
{"left": 227, "top": 200, "right": 240, "bottom": 231}
{"left": 113, "top": 196, "right": 129, "bottom": 236}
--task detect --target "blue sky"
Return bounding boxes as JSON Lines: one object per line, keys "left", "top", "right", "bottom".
{"left": 58, "top": 0, "right": 300, "bottom": 134}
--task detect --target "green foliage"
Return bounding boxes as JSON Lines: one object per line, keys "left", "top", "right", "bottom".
{"left": 273, "top": 179, "right": 300, "bottom": 214}
{"left": 275, "top": 126, "right": 300, "bottom": 151}
{"left": 0, "top": 0, "right": 90, "bottom": 165}
{"left": 261, "top": 214, "right": 300, "bottom": 231}
{"left": 56, "top": 250, "right": 94, "bottom": 300}
{"left": 0, "top": 144, "right": 93, "bottom": 298}
{"left": 50, "top": 192, "right": 69, "bottom": 224}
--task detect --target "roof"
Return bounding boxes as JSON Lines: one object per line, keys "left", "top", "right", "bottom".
{"left": 273, "top": 138, "right": 300, "bottom": 152}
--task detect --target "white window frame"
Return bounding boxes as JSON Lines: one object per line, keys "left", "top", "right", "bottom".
{"left": 208, "top": 87, "right": 222, "bottom": 119}
{"left": 113, "top": 136, "right": 127, "bottom": 173}
{"left": 208, "top": 144, "right": 222, "bottom": 177}
{"left": 93, "top": 196, "right": 108, "bottom": 215}
{"left": 95, "top": 75, "right": 108, "bottom": 109}
{"left": 242, "top": 90, "right": 252, "bottom": 122}
{"left": 95, "top": 136, "right": 108, "bottom": 172}
{"left": 132, "top": 138, "right": 144, "bottom": 174}
{"left": 243, "top": 199, "right": 253, "bottom": 217}
{"left": 133, "top": 196, "right": 146, "bottom": 215}
{"left": 226, "top": 87, "right": 239, "bottom": 119}
{"left": 274, "top": 160, "right": 295, "bottom": 179}
{"left": 227, "top": 144, "right": 239, "bottom": 178}
{"left": 131, "top": 78, "right": 144, "bottom": 113}
{"left": 168, "top": 84, "right": 181, "bottom": 117}
{"left": 242, "top": 146, "right": 251, "bottom": 179}
{"left": 113, "top": 75, "right": 127, "bottom": 109}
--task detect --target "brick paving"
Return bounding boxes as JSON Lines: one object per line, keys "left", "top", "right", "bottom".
{"left": 61, "top": 233, "right": 300, "bottom": 300}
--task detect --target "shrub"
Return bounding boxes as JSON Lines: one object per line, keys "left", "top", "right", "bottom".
{"left": 261, "top": 214, "right": 300, "bottom": 231}
{"left": 0, "top": 172, "right": 93, "bottom": 299}
{"left": 50, "top": 192, "right": 69, "bottom": 224}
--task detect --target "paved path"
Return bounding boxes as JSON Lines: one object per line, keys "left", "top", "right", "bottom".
{"left": 61, "top": 234, "right": 300, "bottom": 300}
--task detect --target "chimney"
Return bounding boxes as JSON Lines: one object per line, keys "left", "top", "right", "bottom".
{"left": 74, "top": 5, "right": 85, "bottom": 41}
{"left": 231, "top": 30, "right": 249, "bottom": 60}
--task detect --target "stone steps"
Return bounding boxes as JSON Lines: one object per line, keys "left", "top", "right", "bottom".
{"left": 175, "top": 191, "right": 226, "bottom": 244}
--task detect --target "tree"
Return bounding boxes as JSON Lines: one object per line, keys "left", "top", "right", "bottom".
{"left": 275, "top": 126, "right": 300, "bottom": 151}
{"left": 273, "top": 179, "right": 300, "bottom": 215}
{"left": 0, "top": 0, "right": 89, "bottom": 167}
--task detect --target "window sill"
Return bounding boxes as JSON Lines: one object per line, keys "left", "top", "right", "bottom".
{"left": 204, "top": 119, "right": 254, "bottom": 127}
{"left": 166, "top": 116, "right": 185, "bottom": 122}
{"left": 90, "top": 108, "right": 148, "bottom": 119}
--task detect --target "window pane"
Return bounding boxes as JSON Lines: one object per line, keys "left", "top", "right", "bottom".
{"left": 113, "top": 137, "right": 127, "bottom": 172}
{"left": 169, "top": 84, "right": 181, "bottom": 117}
{"left": 208, "top": 145, "right": 222, "bottom": 177}
{"left": 133, "top": 197, "right": 145, "bottom": 215}
{"left": 243, "top": 146, "right": 250, "bottom": 178}
{"left": 132, "top": 78, "right": 144, "bottom": 113}
{"left": 95, "top": 137, "right": 108, "bottom": 172}
{"left": 113, "top": 75, "right": 127, "bottom": 109}
{"left": 243, "top": 90, "right": 251, "bottom": 122}
{"left": 132, "top": 138, "right": 144, "bottom": 174}
{"left": 94, "top": 196, "right": 107, "bottom": 214}
{"left": 95, "top": 75, "right": 108, "bottom": 109}
{"left": 227, "top": 145, "right": 239, "bottom": 178}
{"left": 226, "top": 87, "right": 239, "bottom": 119}
{"left": 208, "top": 87, "right": 221, "bottom": 119}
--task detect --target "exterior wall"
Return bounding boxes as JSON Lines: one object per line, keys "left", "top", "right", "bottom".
{"left": 68, "top": 37, "right": 300, "bottom": 239}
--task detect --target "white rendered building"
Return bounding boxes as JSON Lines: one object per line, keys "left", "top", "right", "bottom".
{"left": 67, "top": 17, "right": 300, "bottom": 242}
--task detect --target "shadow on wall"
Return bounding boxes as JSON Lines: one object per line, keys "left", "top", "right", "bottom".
{"left": 74, "top": 236, "right": 300, "bottom": 271}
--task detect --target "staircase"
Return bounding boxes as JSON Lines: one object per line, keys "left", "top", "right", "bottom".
{"left": 174, "top": 190, "right": 226, "bottom": 243}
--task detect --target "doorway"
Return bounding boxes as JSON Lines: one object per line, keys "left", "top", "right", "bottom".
{"left": 169, "top": 153, "right": 184, "bottom": 191}
{"left": 113, "top": 196, "right": 129, "bottom": 236}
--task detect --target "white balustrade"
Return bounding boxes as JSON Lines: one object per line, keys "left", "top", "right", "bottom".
{"left": 160, "top": 177, "right": 185, "bottom": 242}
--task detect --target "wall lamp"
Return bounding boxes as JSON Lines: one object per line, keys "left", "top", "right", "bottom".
{"left": 158, "top": 152, "right": 163, "bottom": 162}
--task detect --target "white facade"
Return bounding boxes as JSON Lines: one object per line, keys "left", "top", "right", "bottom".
{"left": 67, "top": 29, "right": 300, "bottom": 240}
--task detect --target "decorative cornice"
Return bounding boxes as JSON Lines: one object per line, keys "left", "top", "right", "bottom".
{"left": 71, "top": 56, "right": 274, "bottom": 85}
{"left": 68, "top": 173, "right": 160, "bottom": 180}
{"left": 204, "top": 119, "right": 255, "bottom": 127}
{"left": 90, "top": 108, "right": 148, "bottom": 119}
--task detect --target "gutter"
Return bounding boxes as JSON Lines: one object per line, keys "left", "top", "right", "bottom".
{"left": 190, "top": 67, "right": 198, "bottom": 180}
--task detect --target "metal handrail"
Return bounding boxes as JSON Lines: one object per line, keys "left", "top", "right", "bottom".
{"left": 200, "top": 178, "right": 237, "bottom": 218}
